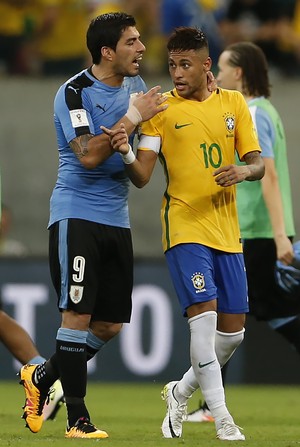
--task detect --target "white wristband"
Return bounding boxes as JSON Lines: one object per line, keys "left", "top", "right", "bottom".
{"left": 121, "top": 144, "right": 136, "bottom": 164}
{"left": 125, "top": 104, "right": 142, "bottom": 126}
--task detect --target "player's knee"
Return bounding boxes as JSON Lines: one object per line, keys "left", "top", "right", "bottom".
{"left": 217, "top": 327, "right": 245, "bottom": 350}
{"left": 91, "top": 322, "right": 123, "bottom": 341}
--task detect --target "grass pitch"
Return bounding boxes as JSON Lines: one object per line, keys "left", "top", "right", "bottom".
{"left": 0, "top": 381, "right": 300, "bottom": 446}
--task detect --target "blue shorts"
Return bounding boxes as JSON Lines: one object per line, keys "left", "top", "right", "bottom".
{"left": 165, "top": 243, "right": 249, "bottom": 316}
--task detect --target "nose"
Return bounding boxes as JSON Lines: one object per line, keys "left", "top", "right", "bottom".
{"left": 138, "top": 40, "right": 146, "bottom": 52}
{"left": 173, "top": 66, "right": 183, "bottom": 79}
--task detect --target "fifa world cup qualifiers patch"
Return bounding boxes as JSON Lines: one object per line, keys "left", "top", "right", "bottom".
{"left": 70, "top": 109, "right": 89, "bottom": 128}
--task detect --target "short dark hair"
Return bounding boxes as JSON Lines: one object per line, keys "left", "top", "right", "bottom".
{"left": 87, "top": 12, "right": 136, "bottom": 64}
{"left": 225, "top": 42, "right": 271, "bottom": 98}
{"left": 167, "top": 27, "right": 209, "bottom": 53}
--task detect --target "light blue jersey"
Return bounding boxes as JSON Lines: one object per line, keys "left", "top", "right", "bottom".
{"left": 49, "top": 69, "right": 146, "bottom": 228}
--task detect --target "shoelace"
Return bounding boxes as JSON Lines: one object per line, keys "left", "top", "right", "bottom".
{"left": 172, "top": 402, "right": 187, "bottom": 428}
{"left": 221, "top": 421, "right": 243, "bottom": 436}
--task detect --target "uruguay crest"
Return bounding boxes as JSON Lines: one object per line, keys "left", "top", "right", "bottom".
{"left": 69, "top": 285, "right": 84, "bottom": 304}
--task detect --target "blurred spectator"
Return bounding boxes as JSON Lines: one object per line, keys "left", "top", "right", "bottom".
{"left": 219, "top": 0, "right": 300, "bottom": 75}
{"left": 88, "top": 0, "right": 120, "bottom": 14}
{"left": 161, "top": 0, "right": 227, "bottom": 67}
{"left": 0, "top": 0, "right": 32, "bottom": 75}
{"left": 90, "top": 0, "right": 164, "bottom": 74}
{"left": 274, "top": 0, "right": 300, "bottom": 75}
{"left": 29, "top": 0, "right": 91, "bottom": 77}
{"left": 0, "top": 204, "right": 28, "bottom": 257}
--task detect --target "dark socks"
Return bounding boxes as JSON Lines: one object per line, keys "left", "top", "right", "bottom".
{"left": 86, "top": 345, "right": 98, "bottom": 361}
{"left": 33, "top": 354, "right": 60, "bottom": 391}
{"left": 56, "top": 337, "right": 89, "bottom": 426}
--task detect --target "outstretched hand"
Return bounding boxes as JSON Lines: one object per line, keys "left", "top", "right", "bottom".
{"left": 126, "top": 86, "right": 168, "bottom": 126}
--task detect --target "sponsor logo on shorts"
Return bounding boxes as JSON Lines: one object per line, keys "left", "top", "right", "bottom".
{"left": 191, "top": 272, "right": 206, "bottom": 293}
{"left": 69, "top": 285, "right": 84, "bottom": 304}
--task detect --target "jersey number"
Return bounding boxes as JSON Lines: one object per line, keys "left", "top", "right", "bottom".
{"left": 72, "top": 256, "right": 86, "bottom": 282}
{"left": 201, "top": 143, "right": 222, "bottom": 168}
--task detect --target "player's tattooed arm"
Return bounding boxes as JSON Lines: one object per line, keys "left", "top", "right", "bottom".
{"left": 70, "top": 131, "right": 116, "bottom": 169}
{"left": 70, "top": 134, "right": 94, "bottom": 160}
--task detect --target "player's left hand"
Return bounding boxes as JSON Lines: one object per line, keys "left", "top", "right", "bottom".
{"left": 101, "top": 123, "right": 129, "bottom": 154}
{"left": 276, "top": 235, "right": 294, "bottom": 265}
{"left": 213, "top": 164, "right": 251, "bottom": 186}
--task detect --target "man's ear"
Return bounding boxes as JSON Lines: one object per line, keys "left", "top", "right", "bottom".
{"left": 204, "top": 56, "right": 212, "bottom": 71}
{"left": 235, "top": 66, "right": 243, "bottom": 81}
{"left": 101, "top": 46, "right": 114, "bottom": 61}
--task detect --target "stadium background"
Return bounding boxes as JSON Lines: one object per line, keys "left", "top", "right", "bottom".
{"left": 0, "top": 73, "right": 300, "bottom": 384}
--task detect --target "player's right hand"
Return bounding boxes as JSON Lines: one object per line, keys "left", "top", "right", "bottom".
{"left": 132, "top": 86, "right": 168, "bottom": 121}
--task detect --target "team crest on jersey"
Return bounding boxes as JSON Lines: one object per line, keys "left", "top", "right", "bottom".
{"left": 223, "top": 112, "right": 235, "bottom": 133}
{"left": 69, "top": 285, "right": 84, "bottom": 304}
{"left": 191, "top": 272, "right": 206, "bottom": 293}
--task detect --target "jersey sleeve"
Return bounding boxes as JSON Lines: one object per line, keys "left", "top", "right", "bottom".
{"left": 138, "top": 114, "right": 162, "bottom": 153}
{"left": 234, "top": 91, "right": 261, "bottom": 161}
{"left": 249, "top": 105, "right": 275, "bottom": 158}
{"left": 54, "top": 82, "right": 95, "bottom": 144}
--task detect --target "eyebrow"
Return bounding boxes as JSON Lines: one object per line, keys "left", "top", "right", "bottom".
{"left": 168, "top": 57, "right": 192, "bottom": 63}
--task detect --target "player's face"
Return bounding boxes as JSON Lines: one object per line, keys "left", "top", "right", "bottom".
{"left": 168, "top": 49, "right": 212, "bottom": 100}
{"left": 112, "top": 26, "right": 145, "bottom": 77}
{"left": 216, "top": 50, "right": 240, "bottom": 90}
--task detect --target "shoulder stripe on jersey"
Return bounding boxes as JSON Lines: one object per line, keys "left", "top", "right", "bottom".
{"left": 65, "top": 73, "right": 94, "bottom": 136}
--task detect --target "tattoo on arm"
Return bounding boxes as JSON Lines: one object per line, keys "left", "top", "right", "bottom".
{"left": 70, "top": 134, "right": 94, "bottom": 159}
{"left": 243, "top": 151, "right": 265, "bottom": 181}
{"left": 244, "top": 151, "right": 260, "bottom": 163}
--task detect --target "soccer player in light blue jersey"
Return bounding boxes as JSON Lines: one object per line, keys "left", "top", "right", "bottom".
{"left": 18, "top": 12, "right": 167, "bottom": 439}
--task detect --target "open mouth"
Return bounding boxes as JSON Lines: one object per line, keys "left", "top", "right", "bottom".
{"left": 133, "top": 55, "right": 143, "bottom": 67}
{"left": 175, "top": 83, "right": 186, "bottom": 90}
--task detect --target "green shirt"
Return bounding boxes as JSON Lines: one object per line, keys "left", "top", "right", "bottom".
{"left": 237, "top": 96, "right": 295, "bottom": 239}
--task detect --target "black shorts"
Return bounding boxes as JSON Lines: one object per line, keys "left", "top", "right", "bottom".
{"left": 49, "top": 219, "right": 133, "bottom": 323}
{"left": 243, "top": 238, "right": 300, "bottom": 320}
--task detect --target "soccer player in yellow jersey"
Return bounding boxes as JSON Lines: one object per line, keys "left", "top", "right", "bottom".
{"left": 102, "top": 27, "right": 264, "bottom": 441}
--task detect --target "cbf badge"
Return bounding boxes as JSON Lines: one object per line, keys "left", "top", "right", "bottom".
{"left": 191, "top": 272, "right": 206, "bottom": 293}
{"left": 69, "top": 285, "right": 84, "bottom": 304}
{"left": 223, "top": 112, "right": 235, "bottom": 133}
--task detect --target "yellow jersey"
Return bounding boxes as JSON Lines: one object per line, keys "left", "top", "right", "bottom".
{"left": 139, "top": 88, "right": 261, "bottom": 253}
{"left": 0, "top": 3, "right": 26, "bottom": 36}
{"left": 32, "top": 0, "right": 88, "bottom": 60}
